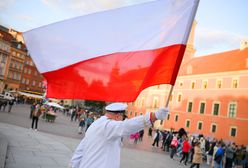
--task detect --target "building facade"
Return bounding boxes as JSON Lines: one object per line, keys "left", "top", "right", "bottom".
{"left": 0, "top": 37, "right": 10, "bottom": 92}
{"left": 19, "top": 54, "right": 44, "bottom": 94}
{"left": 4, "top": 41, "right": 26, "bottom": 91}
{"left": 0, "top": 25, "right": 45, "bottom": 96}
{"left": 127, "top": 23, "right": 248, "bottom": 145}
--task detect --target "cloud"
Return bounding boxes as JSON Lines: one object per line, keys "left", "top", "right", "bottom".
{"left": 0, "top": 0, "right": 15, "bottom": 11}
{"left": 195, "top": 27, "right": 248, "bottom": 56}
{"left": 41, "top": 0, "right": 61, "bottom": 9}
{"left": 16, "top": 15, "right": 34, "bottom": 22}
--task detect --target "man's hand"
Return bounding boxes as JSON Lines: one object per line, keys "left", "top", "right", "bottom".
{"left": 154, "top": 108, "right": 169, "bottom": 120}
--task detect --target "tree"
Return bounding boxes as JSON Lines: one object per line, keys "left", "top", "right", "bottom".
{"left": 84, "top": 100, "right": 106, "bottom": 114}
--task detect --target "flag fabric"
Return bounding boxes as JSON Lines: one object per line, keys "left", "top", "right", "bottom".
{"left": 23, "top": 0, "right": 199, "bottom": 102}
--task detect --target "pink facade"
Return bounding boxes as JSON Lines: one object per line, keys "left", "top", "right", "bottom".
{"left": 128, "top": 43, "right": 248, "bottom": 145}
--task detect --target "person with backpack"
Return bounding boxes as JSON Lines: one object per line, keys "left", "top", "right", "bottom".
{"left": 170, "top": 135, "right": 179, "bottom": 159}
{"left": 214, "top": 143, "right": 225, "bottom": 168}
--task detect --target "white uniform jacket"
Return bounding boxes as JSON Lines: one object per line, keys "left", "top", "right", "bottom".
{"left": 70, "top": 113, "right": 151, "bottom": 168}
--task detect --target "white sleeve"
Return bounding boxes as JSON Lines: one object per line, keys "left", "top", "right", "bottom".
{"left": 105, "top": 112, "right": 152, "bottom": 141}
{"left": 69, "top": 139, "right": 85, "bottom": 168}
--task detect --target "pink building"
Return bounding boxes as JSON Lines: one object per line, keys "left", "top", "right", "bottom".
{"left": 127, "top": 23, "right": 248, "bottom": 145}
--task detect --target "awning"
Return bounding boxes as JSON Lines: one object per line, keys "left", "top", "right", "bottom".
{"left": 18, "top": 91, "right": 43, "bottom": 99}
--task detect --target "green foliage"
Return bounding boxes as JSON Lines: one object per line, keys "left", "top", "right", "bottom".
{"left": 84, "top": 100, "right": 106, "bottom": 114}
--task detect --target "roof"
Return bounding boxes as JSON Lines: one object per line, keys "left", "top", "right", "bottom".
{"left": 179, "top": 48, "right": 248, "bottom": 75}
{"left": 0, "top": 29, "right": 14, "bottom": 43}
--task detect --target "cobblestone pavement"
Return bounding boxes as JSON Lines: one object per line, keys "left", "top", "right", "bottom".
{"left": 0, "top": 104, "right": 210, "bottom": 168}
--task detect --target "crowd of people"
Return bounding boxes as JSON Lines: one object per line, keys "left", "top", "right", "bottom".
{"left": 64, "top": 106, "right": 101, "bottom": 134}
{"left": 64, "top": 105, "right": 248, "bottom": 168}
{"left": 145, "top": 128, "right": 248, "bottom": 168}
{"left": 28, "top": 103, "right": 248, "bottom": 168}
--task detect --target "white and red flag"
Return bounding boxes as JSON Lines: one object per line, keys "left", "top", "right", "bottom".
{"left": 23, "top": 0, "right": 199, "bottom": 102}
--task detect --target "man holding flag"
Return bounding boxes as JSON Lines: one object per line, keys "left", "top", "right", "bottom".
{"left": 69, "top": 103, "right": 169, "bottom": 168}
{"left": 23, "top": 0, "right": 199, "bottom": 167}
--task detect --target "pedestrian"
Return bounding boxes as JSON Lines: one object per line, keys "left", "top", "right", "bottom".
{"left": 148, "top": 127, "right": 153, "bottom": 138}
{"left": 78, "top": 115, "right": 85, "bottom": 134}
{"left": 31, "top": 104, "right": 42, "bottom": 131}
{"left": 190, "top": 141, "right": 203, "bottom": 168}
{"left": 69, "top": 103, "right": 169, "bottom": 168}
{"left": 180, "top": 136, "right": 191, "bottom": 165}
{"left": 214, "top": 143, "right": 225, "bottom": 168}
{"left": 225, "top": 143, "right": 235, "bottom": 168}
{"left": 170, "top": 135, "right": 179, "bottom": 159}
{"left": 85, "top": 113, "right": 94, "bottom": 132}
{"left": 134, "top": 132, "right": 140, "bottom": 144}
{"left": 152, "top": 129, "right": 160, "bottom": 147}
{"left": 139, "top": 129, "right": 144, "bottom": 141}
{"left": 30, "top": 103, "right": 36, "bottom": 119}
{"left": 70, "top": 108, "right": 76, "bottom": 121}
{"left": 161, "top": 130, "right": 167, "bottom": 151}
{"left": 8, "top": 100, "right": 14, "bottom": 112}
{"left": 206, "top": 142, "right": 215, "bottom": 165}
{"left": 3, "top": 101, "right": 7, "bottom": 111}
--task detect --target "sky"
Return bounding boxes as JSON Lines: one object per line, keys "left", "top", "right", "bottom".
{"left": 0, "top": 0, "right": 247, "bottom": 56}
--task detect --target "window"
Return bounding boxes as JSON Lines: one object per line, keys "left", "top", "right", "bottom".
{"left": 177, "top": 93, "right": 182, "bottom": 102}
{"left": 232, "top": 79, "right": 238, "bottom": 88}
{"left": 175, "top": 115, "right": 178, "bottom": 122}
{"left": 130, "top": 111, "right": 132, "bottom": 115}
{"left": 24, "top": 68, "right": 27, "bottom": 73}
{"left": 191, "top": 81, "right": 195, "bottom": 89}
{"left": 169, "top": 95, "right": 173, "bottom": 101}
{"left": 216, "top": 80, "right": 222, "bottom": 88}
{"left": 186, "top": 120, "right": 190, "bottom": 128}
{"left": 200, "top": 102, "right": 205, "bottom": 114}
{"left": 135, "top": 112, "right": 137, "bottom": 116}
{"left": 213, "top": 103, "right": 220, "bottom": 116}
{"left": 211, "top": 124, "right": 217, "bottom": 133}
{"left": 187, "top": 102, "right": 193, "bottom": 112}
{"left": 28, "top": 69, "right": 31, "bottom": 74}
{"left": 203, "top": 81, "right": 208, "bottom": 89}
{"left": 157, "top": 85, "right": 160, "bottom": 89}
{"left": 32, "top": 81, "right": 36, "bottom": 86}
{"left": 230, "top": 127, "right": 237, "bottom": 137}
{"left": 179, "top": 81, "right": 183, "bottom": 87}
{"left": 228, "top": 102, "right": 237, "bottom": 118}
{"left": 1, "top": 55, "right": 6, "bottom": 63}
{"left": 153, "top": 97, "right": 158, "bottom": 108}
{"left": 197, "top": 121, "right": 203, "bottom": 130}
{"left": 22, "top": 78, "right": 25, "bottom": 84}
{"left": 26, "top": 79, "right": 29, "bottom": 85}
{"left": 141, "top": 98, "right": 145, "bottom": 107}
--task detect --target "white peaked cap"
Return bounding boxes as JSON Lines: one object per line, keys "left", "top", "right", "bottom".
{"left": 105, "top": 103, "right": 127, "bottom": 112}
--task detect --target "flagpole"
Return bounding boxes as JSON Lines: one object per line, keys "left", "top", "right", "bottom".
{"left": 165, "top": 85, "right": 174, "bottom": 108}
{"left": 160, "top": 85, "right": 174, "bottom": 125}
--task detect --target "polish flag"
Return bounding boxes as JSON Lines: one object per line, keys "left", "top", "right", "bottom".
{"left": 23, "top": 0, "right": 199, "bottom": 102}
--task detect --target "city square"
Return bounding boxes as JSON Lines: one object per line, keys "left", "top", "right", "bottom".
{"left": 0, "top": 0, "right": 248, "bottom": 168}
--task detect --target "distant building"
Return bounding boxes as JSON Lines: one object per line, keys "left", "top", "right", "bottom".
{"left": 0, "top": 25, "right": 45, "bottom": 96}
{"left": 19, "top": 54, "right": 45, "bottom": 94}
{"left": 0, "top": 36, "right": 10, "bottom": 92}
{"left": 127, "top": 22, "right": 248, "bottom": 145}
